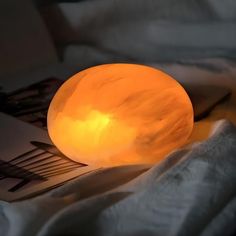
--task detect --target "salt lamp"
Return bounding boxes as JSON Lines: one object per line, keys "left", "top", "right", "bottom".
{"left": 47, "top": 64, "right": 193, "bottom": 167}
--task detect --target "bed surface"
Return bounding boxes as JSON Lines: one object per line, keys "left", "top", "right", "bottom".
{"left": 0, "top": 0, "right": 236, "bottom": 235}
{"left": 0, "top": 58, "right": 235, "bottom": 236}
{"left": 1, "top": 119, "right": 236, "bottom": 236}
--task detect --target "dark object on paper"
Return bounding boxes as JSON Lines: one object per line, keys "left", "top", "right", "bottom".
{"left": 0, "top": 113, "right": 98, "bottom": 201}
{"left": 0, "top": 77, "right": 63, "bottom": 129}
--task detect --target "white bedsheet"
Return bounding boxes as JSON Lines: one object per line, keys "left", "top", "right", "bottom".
{"left": 0, "top": 120, "right": 236, "bottom": 236}
{"left": 0, "top": 0, "right": 236, "bottom": 235}
{"left": 49, "top": 0, "right": 236, "bottom": 69}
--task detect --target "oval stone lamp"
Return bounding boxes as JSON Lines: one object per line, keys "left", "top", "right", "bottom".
{"left": 47, "top": 64, "right": 193, "bottom": 167}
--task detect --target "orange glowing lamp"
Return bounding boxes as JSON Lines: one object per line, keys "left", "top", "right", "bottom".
{"left": 47, "top": 64, "right": 193, "bottom": 167}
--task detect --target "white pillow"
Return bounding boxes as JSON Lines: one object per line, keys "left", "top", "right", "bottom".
{"left": 52, "top": 0, "right": 236, "bottom": 67}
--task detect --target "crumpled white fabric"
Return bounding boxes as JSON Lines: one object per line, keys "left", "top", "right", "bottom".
{"left": 1, "top": 119, "right": 236, "bottom": 236}
{"left": 44, "top": 0, "right": 236, "bottom": 68}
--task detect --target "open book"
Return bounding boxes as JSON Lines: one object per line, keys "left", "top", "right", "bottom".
{"left": 0, "top": 78, "right": 100, "bottom": 202}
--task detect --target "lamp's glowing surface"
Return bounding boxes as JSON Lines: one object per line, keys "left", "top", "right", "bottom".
{"left": 47, "top": 64, "right": 193, "bottom": 166}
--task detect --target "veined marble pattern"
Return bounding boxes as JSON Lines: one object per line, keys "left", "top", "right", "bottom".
{"left": 48, "top": 64, "right": 193, "bottom": 166}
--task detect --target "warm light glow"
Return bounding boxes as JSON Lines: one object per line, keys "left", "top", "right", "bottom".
{"left": 47, "top": 64, "right": 193, "bottom": 166}
{"left": 52, "top": 109, "right": 136, "bottom": 161}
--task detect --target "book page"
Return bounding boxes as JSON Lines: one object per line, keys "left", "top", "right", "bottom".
{"left": 0, "top": 112, "right": 99, "bottom": 202}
